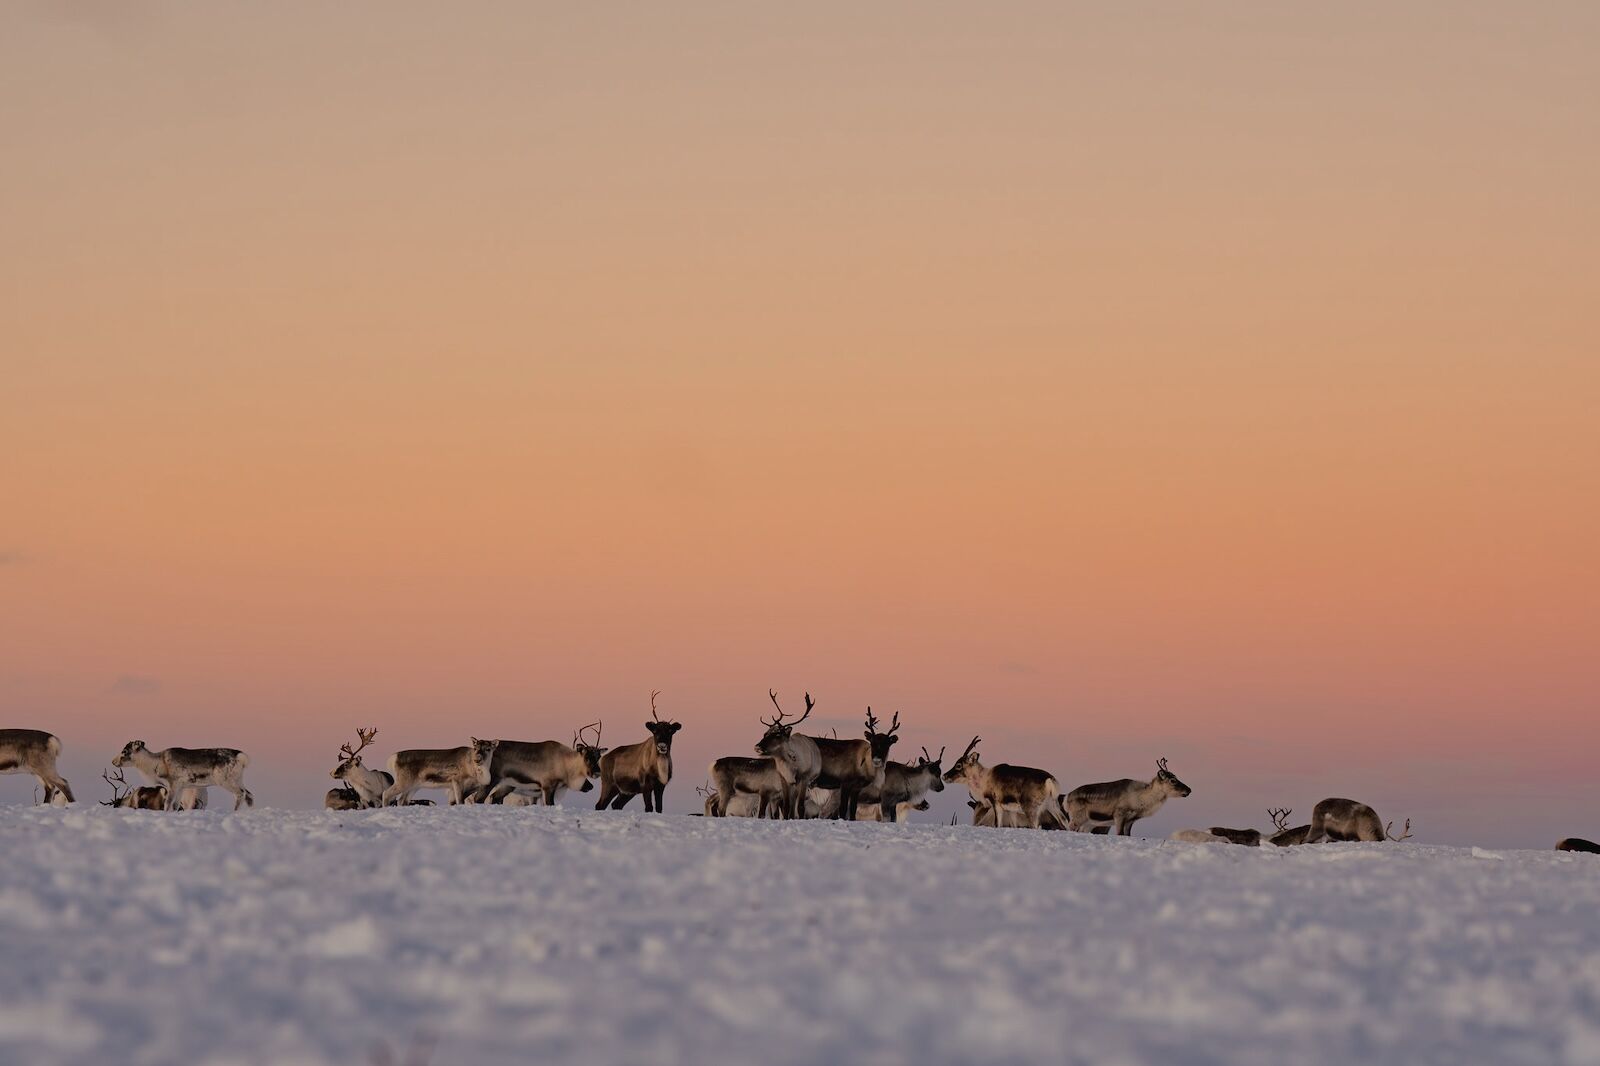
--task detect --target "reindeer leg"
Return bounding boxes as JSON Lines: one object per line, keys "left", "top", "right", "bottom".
{"left": 642, "top": 789, "right": 655, "bottom": 813}
{"left": 594, "top": 780, "right": 615, "bottom": 810}
{"left": 653, "top": 784, "right": 665, "bottom": 812}
{"left": 41, "top": 773, "right": 74, "bottom": 804}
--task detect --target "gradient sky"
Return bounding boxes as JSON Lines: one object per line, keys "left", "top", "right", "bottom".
{"left": 3, "top": 4, "right": 1596, "bottom": 845}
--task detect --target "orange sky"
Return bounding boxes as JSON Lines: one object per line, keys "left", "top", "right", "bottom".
{"left": 2, "top": 4, "right": 1596, "bottom": 843}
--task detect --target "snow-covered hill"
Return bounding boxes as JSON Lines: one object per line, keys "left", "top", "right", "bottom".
{"left": 2, "top": 806, "right": 1597, "bottom": 1065}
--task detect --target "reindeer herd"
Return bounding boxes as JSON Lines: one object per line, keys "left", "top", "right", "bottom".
{"left": 2, "top": 701, "right": 1595, "bottom": 854}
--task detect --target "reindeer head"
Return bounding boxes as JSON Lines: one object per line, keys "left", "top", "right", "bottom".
{"left": 112, "top": 740, "right": 149, "bottom": 767}
{"left": 643, "top": 691, "right": 681, "bottom": 755}
{"left": 572, "top": 721, "right": 606, "bottom": 786}
{"left": 756, "top": 690, "right": 813, "bottom": 756}
{"left": 468, "top": 738, "right": 499, "bottom": 782}
{"left": 918, "top": 746, "right": 947, "bottom": 792}
{"left": 864, "top": 707, "right": 900, "bottom": 769}
{"left": 332, "top": 727, "right": 378, "bottom": 779}
{"left": 1154, "top": 757, "right": 1192, "bottom": 797}
{"left": 943, "top": 736, "right": 983, "bottom": 784}
{"left": 101, "top": 767, "right": 132, "bottom": 807}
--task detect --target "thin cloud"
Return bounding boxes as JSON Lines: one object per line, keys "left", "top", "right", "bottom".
{"left": 109, "top": 675, "right": 161, "bottom": 697}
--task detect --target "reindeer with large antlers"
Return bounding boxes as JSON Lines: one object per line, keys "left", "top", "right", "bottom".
{"left": 101, "top": 766, "right": 167, "bottom": 810}
{"left": 801, "top": 706, "right": 899, "bottom": 820}
{"left": 942, "top": 736, "right": 1062, "bottom": 829}
{"left": 1063, "top": 757, "right": 1192, "bottom": 835}
{"left": 472, "top": 721, "right": 606, "bottom": 805}
{"left": 1303, "top": 798, "right": 1412, "bottom": 844}
{"left": 753, "top": 690, "right": 822, "bottom": 819}
{"left": 329, "top": 727, "right": 392, "bottom": 809}
{"left": 1266, "top": 807, "right": 1312, "bottom": 847}
{"left": 595, "top": 692, "right": 681, "bottom": 812}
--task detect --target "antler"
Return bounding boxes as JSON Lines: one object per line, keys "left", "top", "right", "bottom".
{"left": 885, "top": 710, "right": 900, "bottom": 738}
{"left": 339, "top": 727, "right": 378, "bottom": 764}
{"left": 764, "top": 688, "right": 785, "bottom": 726}
{"left": 1156, "top": 756, "right": 1170, "bottom": 773}
{"left": 649, "top": 690, "right": 662, "bottom": 722}
{"left": 864, "top": 706, "right": 879, "bottom": 734}
{"left": 573, "top": 721, "right": 603, "bottom": 749}
{"left": 101, "top": 766, "right": 129, "bottom": 806}
{"left": 794, "top": 692, "right": 815, "bottom": 727}
{"left": 921, "top": 745, "right": 946, "bottom": 765}
{"left": 1267, "top": 807, "right": 1292, "bottom": 832}
{"left": 765, "top": 689, "right": 814, "bottom": 728}
{"left": 695, "top": 780, "right": 715, "bottom": 798}
{"left": 957, "top": 735, "right": 981, "bottom": 763}
{"left": 1385, "top": 818, "right": 1413, "bottom": 842}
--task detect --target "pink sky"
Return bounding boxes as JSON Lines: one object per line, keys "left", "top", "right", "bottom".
{"left": 2, "top": 4, "right": 1597, "bottom": 844}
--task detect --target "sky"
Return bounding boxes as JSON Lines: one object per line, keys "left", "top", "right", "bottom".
{"left": 2, "top": 4, "right": 1596, "bottom": 845}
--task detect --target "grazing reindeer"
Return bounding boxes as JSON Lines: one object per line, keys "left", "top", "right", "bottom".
{"left": 861, "top": 746, "right": 945, "bottom": 822}
{"left": 331, "top": 728, "right": 392, "bottom": 809}
{"left": 1064, "top": 757, "right": 1192, "bottom": 835}
{"left": 325, "top": 786, "right": 362, "bottom": 810}
{"left": 101, "top": 766, "right": 168, "bottom": 810}
{"left": 1303, "top": 798, "right": 1412, "bottom": 843}
{"left": 1267, "top": 807, "right": 1312, "bottom": 847}
{"left": 382, "top": 739, "right": 499, "bottom": 806}
{"left": 943, "top": 736, "right": 1061, "bottom": 829}
{"left": 596, "top": 692, "right": 681, "bottom": 812}
{"left": 1557, "top": 837, "right": 1600, "bottom": 854}
{"left": 477, "top": 722, "right": 607, "bottom": 805}
{"left": 753, "top": 690, "right": 822, "bottom": 819}
{"left": 805, "top": 707, "right": 899, "bottom": 820}
{"left": 707, "top": 756, "right": 785, "bottom": 818}
{"left": 114, "top": 740, "right": 254, "bottom": 810}
{"left": 0, "top": 729, "right": 75, "bottom": 804}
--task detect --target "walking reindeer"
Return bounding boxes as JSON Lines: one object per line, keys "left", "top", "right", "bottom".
{"left": 942, "top": 736, "right": 1062, "bottom": 829}
{"left": 476, "top": 722, "right": 605, "bottom": 805}
{"left": 0, "top": 729, "right": 75, "bottom": 804}
{"left": 114, "top": 740, "right": 253, "bottom": 810}
{"left": 383, "top": 739, "right": 499, "bottom": 806}
{"left": 1063, "top": 758, "right": 1191, "bottom": 835}
{"left": 595, "top": 692, "right": 681, "bottom": 811}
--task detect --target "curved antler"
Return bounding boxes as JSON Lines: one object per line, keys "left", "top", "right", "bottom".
{"left": 1268, "top": 807, "right": 1292, "bottom": 832}
{"left": 339, "top": 727, "right": 378, "bottom": 764}
{"left": 957, "top": 735, "right": 980, "bottom": 762}
{"left": 1385, "top": 818, "right": 1413, "bottom": 842}
{"left": 649, "top": 690, "right": 662, "bottom": 723}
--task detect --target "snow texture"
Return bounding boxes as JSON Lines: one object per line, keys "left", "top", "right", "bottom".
{"left": 2, "top": 805, "right": 1598, "bottom": 1065}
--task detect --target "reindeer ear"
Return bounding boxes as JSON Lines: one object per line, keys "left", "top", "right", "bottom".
{"left": 669, "top": 722, "right": 682, "bottom": 733}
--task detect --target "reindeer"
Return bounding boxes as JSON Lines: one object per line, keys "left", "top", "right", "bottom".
{"left": 1267, "top": 807, "right": 1312, "bottom": 847}
{"left": 753, "top": 690, "right": 822, "bottom": 819}
{"left": 1303, "top": 798, "right": 1412, "bottom": 843}
{"left": 706, "top": 756, "right": 785, "bottom": 818}
{"left": 114, "top": 740, "right": 254, "bottom": 810}
{"left": 0, "top": 729, "right": 75, "bottom": 804}
{"left": 942, "top": 736, "right": 1061, "bottom": 829}
{"left": 853, "top": 798, "right": 932, "bottom": 822}
{"left": 101, "top": 766, "right": 168, "bottom": 810}
{"left": 801, "top": 707, "right": 899, "bottom": 820}
{"left": 860, "top": 746, "right": 945, "bottom": 822}
{"left": 476, "top": 721, "right": 606, "bottom": 805}
{"left": 1557, "top": 837, "right": 1600, "bottom": 854}
{"left": 325, "top": 786, "right": 363, "bottom": 810}
{"left": 382, "top": 738, "right": 499, "bottom": 806}
{"left": 329, "top": 727, "right": 392, "bottom": 808}
{"left": 1063, "top": 757, "right": 1191, "bottom": 835}
{"left": 595, "top": 692, "right": 681, "bottom": 811}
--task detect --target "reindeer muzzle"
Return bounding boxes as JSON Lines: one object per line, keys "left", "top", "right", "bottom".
{"left": 580, "top": 779, "right": 594, "bottom": 792}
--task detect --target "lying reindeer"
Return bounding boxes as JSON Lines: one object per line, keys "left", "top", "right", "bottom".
{"left": 324, "top": 785, "right": 363, "bottom": 810}
{"left": 477, "top": 722, "right": 605, "bottom": 805}
{"left": 1, "top": 728, "right": 75, "bottom": 804}
{"left": 330, "top": 728, "right": 392, "bottom": 808}
{"left": 1063, "top": 757, "right": 1191, "bottom": 835}
{"left": 859, "top": 746, "right": 944, "bottom": 822}
{"left": 943, "top": 736, "right": 1061, "bottom": 829}
{"left": 383, "top": 738, "right": 499, "bottom": 806}
{"left": 707, "top": 755, "right": 785, "bottom": 818}
{"left": 1557, "top": 837, "right": 1600, "bottom": 854}
{"left": 1266, "top": 807, "right": 1311, "bottom": 847}
{"left": 114, "top": 740, "right": 254, "bottom": 810}
{"left": 1302, "top": 797, "right": 1412, "bottom": 843}
{"left": 1168, "top": 826, "right": 1263, "bottom": 846}
{"left": 754, "top": 690, "right": 822, "bottom": 819}
{"left": 595, "top": 692, "right": 681, "bottom": 812}
{"left": 101, "top": 766, "right": 167, "bottom": 810}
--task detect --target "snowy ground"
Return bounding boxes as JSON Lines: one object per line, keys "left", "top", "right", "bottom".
{"left": 2, "top": 807, "right": 1598, "bottom": 1066}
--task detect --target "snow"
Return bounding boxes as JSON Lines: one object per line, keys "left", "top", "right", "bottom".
{"left": 2, "top": 806, "right": 1599, "bottom": 1066}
